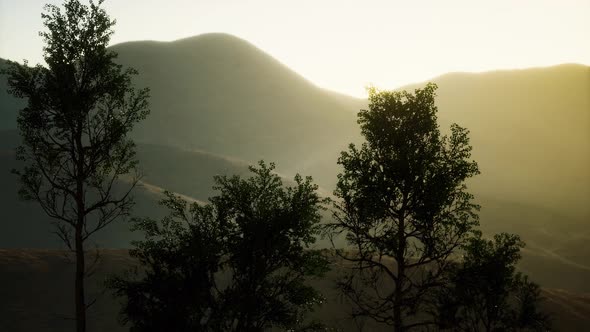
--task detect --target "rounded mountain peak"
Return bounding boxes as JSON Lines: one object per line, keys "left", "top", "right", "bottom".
{"left": 169, "top": 33, "right": 262, "bottom": 54}
{"left": 172, "top": 32, "right": 250, "bottom": 45}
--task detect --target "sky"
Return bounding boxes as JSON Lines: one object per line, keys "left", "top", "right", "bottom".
{"left": 1, "top": 0, "right": 589, "bottom": 97}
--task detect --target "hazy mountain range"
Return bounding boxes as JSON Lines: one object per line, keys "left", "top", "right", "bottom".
{"left": 0, "top": 33, "right": 589, "bottom": 297}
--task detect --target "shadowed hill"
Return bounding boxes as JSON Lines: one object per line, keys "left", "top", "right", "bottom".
{"left": 0, "top": 130, "right": 254, "bottom": 248}
{"left": 404, "top": 64, "right": 590, "bottom": 221}
{"left": 397, "top": 65, "right": 590, "bottom": 292}
{"left": 135, "top": 143, "right": 251, "bottom": 200}
{"left": 0, "top": 142, "right": 161, "bottom": 248}
{"left": 0, "top": 59, "right": 24, "bottom": 130}
{"left": 477, "top": 195, "right": 590, "bottom": 293}
{"left": 0, "top": 132, "right": 332, "bottom": 249}
{"left": 3, "top": 38, "right": 588, "bottom": 215}
{"left": 1, "top": 35, "right": 589, "bottom": 303}
{"left": 108, "top": 36, "right": 590, "bottom": 217}
{"left": 111, "top": 36, "right": 589, "bottom": 221}
{"left": 0, "top": 147, "right": 148, "bottom": 248}
{"left": 109, "top": 33, "right": 364, "bottom": 183}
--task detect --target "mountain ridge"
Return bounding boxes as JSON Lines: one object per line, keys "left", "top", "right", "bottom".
{"left": 419, "top": 62, "right": 588, "bottom": 82}
{"left": 1, "top": 34, "right": 589, "bottom": 296}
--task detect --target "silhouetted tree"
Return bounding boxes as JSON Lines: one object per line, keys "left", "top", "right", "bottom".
{"left": 325, "top": 83, "right": 480, "bottom": 331}
{"left": 433, "top": 233, "right": 551, "bottom": 331}
{"left": 2, "top": 1, "right": 149, "bottom": 331}
{"left": 108, "top": 191, "right": 225, "bottom": 332}
{"left": 109, "top": 161, "right": 330, "bottom": 332}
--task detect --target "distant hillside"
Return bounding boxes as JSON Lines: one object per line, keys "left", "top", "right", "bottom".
{"left": 0, "top": 141, "right": 157, "bottom": 248}
{"left": 136, "top": 143, "right": 251, "bottom": 200}
{"left": 0, "top": 130, "right": 253, "bottom": 248}
{"left": 109, "top": 33, "right": 364, "bottom": 184}
{"left": 402, "top": 64, "right": 590, "bottom": 221}
{"left": 110, "top": 35, "right": 590, "bottom": 222}
{"left": 403, "top": 65, "right": 590, "bottom": 290}
{"left": 478, "top": 195, "right": 590, "bottom": 293}
{"left": 1, "top": 34, "right": 588, "bottom": 297}
{"left": 3, "top": 37, "right": 588, "bottom": 215}
{"left": 0, "top": 131, "right": 335, "bottom": 249}
{"left": 0, "top": 59, "right": 24, "bottom": 131}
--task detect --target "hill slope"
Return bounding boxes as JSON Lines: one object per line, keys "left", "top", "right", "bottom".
{"left": 404, "top": 64, "right": 590, "bottom": 221}
{"left": 3, "top": 38, "right": 588, "bottom": 215}
{"left": 0, "top": 34, "right": 588, "bottom": 297}
{"left": 110, "top": 36, "right": 590, "bottom": 223}
{"left": 109, "top": 33, "right": 364, "bottom": 183}
{"left": 0, "top": 130, "right": 252, "bottom": 248}
{"left": 0, "top": 59, "right": 24, "bottom": 131}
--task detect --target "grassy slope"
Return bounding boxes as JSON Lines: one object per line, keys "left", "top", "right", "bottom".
{"left": 0, "top": 249, "right": 588, "bottom": 332}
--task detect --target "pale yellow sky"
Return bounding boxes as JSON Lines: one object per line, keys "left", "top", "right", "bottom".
{"left": 1, "top": 0, "right": 589, "bottom": 97}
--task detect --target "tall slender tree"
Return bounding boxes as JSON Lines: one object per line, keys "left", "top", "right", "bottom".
{"left": 3, "top": 1, "right": 149, "bottom": 331}
{"left": 326, "top": 83, "right": 480, "bottom": 331}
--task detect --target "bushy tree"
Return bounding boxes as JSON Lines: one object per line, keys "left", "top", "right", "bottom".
{"left": 109, "top": 192, "right": 225, "bottom": 331}
{"left": 2, "top": 1, "right": 149, "bottom": 331}
{"left": 109, "top": 162, "right": 330, "bottom": 332}
{"left": 326, "top": 83, "right": 480, "bottom": 331}
{"left": 433, "top": 233, "right": 551, "bottom": 332}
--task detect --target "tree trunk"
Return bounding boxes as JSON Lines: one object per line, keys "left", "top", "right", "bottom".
{"left": 394, "top": 213, "right": 406, "bottom": 332}
{"left": 394, "top": 259, "right": 405, "bottom": 332}
{"left": 75, "top": 224, "right": 86, "bottom": 332}
{"left": 75, "top": 128, "right": 86, "bottom": 332}
{"left": 393, "top": 279, "right": 402, "bottom": 331}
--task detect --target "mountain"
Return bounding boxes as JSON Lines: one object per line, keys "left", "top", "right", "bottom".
{"left": 404, "top": 65, "right": 590, "bottom": 289}
{"left": 403, "top": 64, "right": 590, "bottom": 221}
{"left": 135, "top": 143, "right": 251, "bottom": 200}
{"left": 0, "top": 139, "right": 155, "bottom": 248}
{"left": 4, "top": 37, "right": 588, "bottom": 216}
{"left": 0, "top": 59, "right": 24, "bottom": 131}
{"left": 109, "top": 33, "right": 364, "bottom": 185}
{"left": 0, "top": 130, "right": 253, "bottom": 248}
{"left": 0, "top": 34, "right": 589, "bottom": 296}
{"left": 109, "top": 36, "right": 590, "bottom": 224}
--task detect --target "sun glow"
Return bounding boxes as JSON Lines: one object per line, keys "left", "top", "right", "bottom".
{"left": 1, "top": 0, "right": 589, "bottom": 97}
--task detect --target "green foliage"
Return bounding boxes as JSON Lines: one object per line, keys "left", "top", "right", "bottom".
{"left": 326, "top": 83, "right": 480, "bottom": 331}
{"left": 109, "top": 161, "right": 330, "bottom": 332}
{"left": 109, "top": 192, "right": 224, "bottom": 332}
{"left": 3, "top": 0, "right": 149, "bottom": 246}
{"left": 434, "top": 233, "right": 551, "bottom": 331}
{"left": 2, "top": 1, "right": 149, "bottom": 331}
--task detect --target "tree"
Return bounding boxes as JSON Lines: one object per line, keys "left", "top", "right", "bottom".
{"left": 108, "top": 192, "right": 225, "bottom": 332}
{"left": 433, "top": 233, "right": 551, "bottom": 332}
{"left": 3, "top": 1, "right": 149, "bottom": 331}
{"left": 109, "top": 162, "right": 330, "bottom": 332}
{"left": 326, "top": 83, "right": 480, "bottom": 331}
